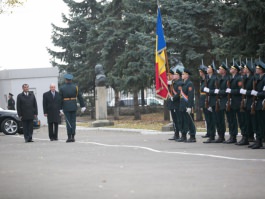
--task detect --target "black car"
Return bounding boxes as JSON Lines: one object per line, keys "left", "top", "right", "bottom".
{"left": 0, "top": 107, "right": 40, "bottom": 135}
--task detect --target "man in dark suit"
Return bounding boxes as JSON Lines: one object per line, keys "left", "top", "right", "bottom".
{"left": 60, "top": 74, "right": 86, "bottom": 142}
{"left": 43, "top": 83, "right": 61, "bottom": 141}
{"left": 17, "top": 84, "right": 38, "bottom": 143}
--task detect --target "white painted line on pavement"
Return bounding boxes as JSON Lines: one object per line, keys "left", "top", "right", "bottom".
{"left": 12, "top": 135, "right": 265, "bottom": 162}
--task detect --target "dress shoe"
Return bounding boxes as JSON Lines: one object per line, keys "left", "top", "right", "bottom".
{"left": 223, "top": 136, "right": 236, "bottom": 144}
{"left": 177, "top": 135, "right": 187, "bottom": 142}
{"left": 248, "top": 137, "right": 255, "bottom": 142}
{"left": 50, "top": 139, "right": 54, "bottom": 141}
{"left": 213, "top": 137, "right": 225, "bottom": 143}
{"left": 168, "top": 135, "right": 179, "bottom": 141}
{"left": 235, "top": 137, "right": 249, "bottom": 146}
{"left": 251, "top": 139, "right": 264, "bottom": 149}
{"left": 185, "top": 135, "right": 196, "bottom": 143}
{"left": 201, "top": 134, "right": 210, "bottom": 138}
{"left": 54, "top": 138, "right": 58, "bottom": 141}
{"left": 28, "top": 140, "right": 34, "bottom": 142}
{"left": 203, "top": 138, "right": 215, "bottom": 143}
{"left": 248, "top": 143, "right": 256, "bottom": 148}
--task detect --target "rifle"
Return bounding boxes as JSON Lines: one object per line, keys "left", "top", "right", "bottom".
{"left": 251, "top": 78, "right": 257, "bottom": 115}
{"left": 204, "top": 75, "right": 209, "bottom": 109}
{"left": 226, "top": 78, "right": 231, "bottom": 112}
{"left": 215, "top": 77, "right": 220, "bottom": 112}
{"left": 240, "top": 77, "right": 245, "bottom": 112}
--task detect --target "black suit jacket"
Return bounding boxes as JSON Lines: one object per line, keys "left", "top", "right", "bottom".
{"left": 43, "top": 91, "right": 61, "bottom": 123}
{"left": 17, "top": 92, "right": 38, "bottom": 120}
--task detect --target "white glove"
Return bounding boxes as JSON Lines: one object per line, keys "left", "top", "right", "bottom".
{"left": 251, "top": 90, "right": 258, "bottom": 96}
{"left": 263, "top": 86, "right": 265, "bottom": 91}
{"left": 203, "top": 87, "right": 210, "bottom": 93}
{"left": 214, "top": 89, "right": 219, "bottom": 94}
{"left": 81, "top": 107, "right": 86, "bottom": 113}
{"left": 240, "top": 88, "right": 247, "bottom": 95}
{"left": 186, "top": 108, "right": 191, "bottom": 114}
{"left": 60, "top": 110, "right": 64, "bottom": 115}
{"left": 170, "top": 97, "right": 173, "bottom": 101}
{"left": 207, "top": 107, "right": 212, "bottom": 112}
{"left": 262, "top": 99, "right": 265, "bottom": 106}
{"left": 167, "top": 80, "right": 172, "bottom": 85}
{"left": 226, "top": 88, "right": 231, "bottom": 93}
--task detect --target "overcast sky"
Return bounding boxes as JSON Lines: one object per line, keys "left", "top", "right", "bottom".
{"left": 0, "top": 0, "right": 69, "bottom": 69}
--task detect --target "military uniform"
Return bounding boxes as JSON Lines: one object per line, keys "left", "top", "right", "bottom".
{"left": 214, "top": 63, "right": 229, "bottom": 143}
{"left": 248, "top": 61, "right": 265, "bottom": 149}
{"left": 203, "top": 71, "right": 217, "bottom": 143}
{"left": 168, "top": 69, "right": 182, "bottom": 141}
{"left": 7, "top": 93, "right": 15, "bottom": 110}
{"left": 60, "top": 74, "right": 85, "bottom": 142}
{"left": 178, "top": 68, "right": 196, "bottom": 142}
{"left": 237, "top": 62, "right": 256, "bottom": 145}
{"left": 224, "top": 63, "right": 246, "bottom": 143}
{"left": 198, "top": 65, "right": 210, "bottom": 138}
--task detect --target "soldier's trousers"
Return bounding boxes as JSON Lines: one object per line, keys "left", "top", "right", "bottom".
{"left": 181, "top": 111, "right": 196, "bottom": 136}
{"left": 245, "top": 110, "right": 256, "bottom": 138}
{"left": 64, "top": 111, "right": 76, "bottom": 135}
{"left": 228, "top": 108, "right": 246, "bottom": 136}
{"left": 203, "top": 108, "right": 210, "bottom": 136}
{"left": 255, "top": 110, "right": 265, "bottom": 140}
{"left": 216, "top": 109, "right": 226, "bottom": 136}
{"left": 207, "top": 106, "right": 217, "bottom": 139}
{"left": 170, "top": 109, "right": 179, "bottom": 134}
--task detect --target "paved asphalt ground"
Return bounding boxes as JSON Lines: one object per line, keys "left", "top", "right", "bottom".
{"left": 1, "top": 126, "right": 265, "bottom": 199}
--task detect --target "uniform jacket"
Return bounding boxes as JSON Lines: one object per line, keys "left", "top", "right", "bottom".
{"left": 59, "top": 82, "right": 85, "bottom": 112}
{"left": 230, "top": 73, "right": 242, "bottom": 110}
{"left": 171, "top": 78, "right": 183, "bottom": 110}
{"left": 244, "top": 75, "right": 255, "bottom": 110}
{"left": 206, "top": 74, "right": 217, "bottom": 107}
{"left": 199, "top": 78, "right": 207, "bottom": 108}
{"left": 179, "top": 78, "right": 194, "bottom": 112}
{"left": 7, "top": 98, "right": 15, "bottom": 110}
{"left": 218, "top": 75, "right": 229, "bottom": 110}
{"left": 17, "top": 92, "right": 38, "bottom": 120}
{"left": 254, "top": 74, "right": 265, "bottom": 110}
{"left": 43, "top": 90, "right": 61, "bottom": 123}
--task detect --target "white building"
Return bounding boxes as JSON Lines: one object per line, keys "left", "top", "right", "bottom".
{"left": 0, "top": 67, "right": 59, "bottom": 125}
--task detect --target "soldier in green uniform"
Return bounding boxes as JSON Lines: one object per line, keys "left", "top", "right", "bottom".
{"left": 248, "top": 60, "right": 265, "bottom": 149}
{"left": 198, "top": 65, "right": 210, "bottom": 138}
{"left": 60, "top": 74, "right": 86, "bottom": 142}
{"left": 202, "top": 64, "right": 218, "bottom": 143}
{"left": 168, "top": 69, "right": 183, "bottom": 141}
{"left": 224, "top": 62, "right": 246, "bottom": 143}
{"left": 213, "top": 62, "right": 229, "bottom": 143}
{"left": 7, "top": 93, "right": 15, "bottom": 110}
{"left": 238, "top": 61, "right": 256, "bottom": 145}
{"left": 177, "top": 68, "right": 196, "bottom": 142}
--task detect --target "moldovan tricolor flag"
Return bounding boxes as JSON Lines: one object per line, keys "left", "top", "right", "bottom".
{"left": 155, "top": 7, "right": 169, "bottom": 99}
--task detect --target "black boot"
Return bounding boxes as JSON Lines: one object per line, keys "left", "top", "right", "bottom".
{"left": 251, "top": 139, "right": 264, "bottom": 149}
{"left": 72, "top": 134, "right": 75, "bottom": 142}
{"left": 177, "top": 134, "right": 187, "bottom": 142}
{"left": 168, "top": 132, "right": 179, "bottom": 141}
{"left": 185, "top": 135, "right": 196, "bottom": 143}
{"left": 66, "top": 135, "right": 72, "bottom": 143}
{"left": 203, "top": 137, "right": 215, "bottom": 143}
{"left": 236, "top": 136, "right": 249, "bottom": 146}
{"left": 223, "top": 135, "right": 237, "bottom": 144}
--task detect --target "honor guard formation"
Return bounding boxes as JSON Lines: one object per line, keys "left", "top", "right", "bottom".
{"left": 167, "top": 60, "right": 265, "bottom": 149}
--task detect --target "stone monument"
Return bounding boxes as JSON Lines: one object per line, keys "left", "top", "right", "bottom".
{"left": 92, "top": 64, "right": 114, "bottom": 127}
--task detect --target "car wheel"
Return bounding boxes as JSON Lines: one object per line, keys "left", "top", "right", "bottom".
{"left": 1, "top": 118, "right": 19, "bottom": 135}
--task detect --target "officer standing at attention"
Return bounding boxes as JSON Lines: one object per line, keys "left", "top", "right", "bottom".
{"left": 248, "top": 60, "right": 265, "bottom": 149}
{"left": 198, "top": 65, "right": 210, "bottom": 139}
{"left": 168, "top": 69, "right": 183, "bottom": 141}
{"left": 224, "top": 62, "right": 246, "bottom": 143}
{"left": 203, "top": 63, "right": 218, "bottom": 143}
{"left": 60, "top": 74, "right": 86, "bottom": 142}
{"left": 213, "top": 62, "right": 229, "bottom": 143}
{"left": 7, "top": 93, "right": 15, "bottom": 110}
{"left": 178, "top": 68, "right": 196, "bottom": 142}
